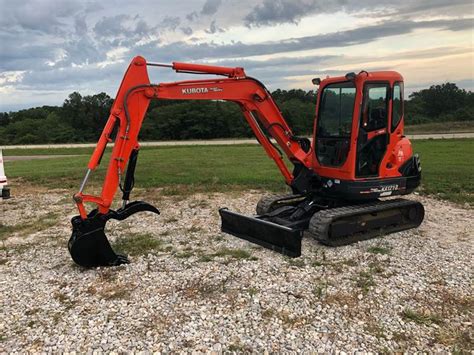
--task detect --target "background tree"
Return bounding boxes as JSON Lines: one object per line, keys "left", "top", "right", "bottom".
{"left": 405, "top": 83, "right": 473, "bottom": 124}
{"left": 0, "top": 83, "right": 472, "bottom": 145}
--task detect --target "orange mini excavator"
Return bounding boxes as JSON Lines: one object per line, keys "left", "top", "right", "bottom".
{"left": 68, "top": 56, "right": 424, "bottom": 267}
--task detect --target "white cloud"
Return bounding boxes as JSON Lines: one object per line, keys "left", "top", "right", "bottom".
{"left": 0, "top": 0, "right": 472, "bottom": 111}
{"left": 0, "top": 71, "right": 26, "bottom": 87}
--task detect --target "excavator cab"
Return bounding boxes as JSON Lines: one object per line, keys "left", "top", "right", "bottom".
{"left": 311, "top": 72, "right": 422, "bottom": 201}
{"left": 67, "top": 57, "right": 424, "bottom": 267}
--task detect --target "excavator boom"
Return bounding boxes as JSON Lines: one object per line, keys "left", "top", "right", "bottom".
{"left": 69, "top": 56, "right": 313, "bottom": 267}
{"left": 75, "top": 56, "right": 311, "bottom": 218}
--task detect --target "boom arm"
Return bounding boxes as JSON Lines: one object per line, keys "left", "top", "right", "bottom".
{"left": 74, "top": 56, "right": 312, "bottom": 218}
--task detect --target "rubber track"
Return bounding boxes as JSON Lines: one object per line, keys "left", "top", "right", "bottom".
{"left": 307, "top": 198, "right": 424, "bottom": 246}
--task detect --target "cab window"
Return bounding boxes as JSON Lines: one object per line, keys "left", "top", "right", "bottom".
{"left": 317, "top": 82, "right": 356, "bottom": 138}
{"left": 392, "top": 82, "right": 403, "bottom": 131}
{"left": 315, "top": 82, "right": 356, "bottom": 167}
{"left": 361, "top": 83, "right": 389, "bottom": 131}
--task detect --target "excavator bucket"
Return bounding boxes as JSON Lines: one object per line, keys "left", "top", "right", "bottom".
{"left": 219, "top": 208, "right": 303, "bottom": 257}
{"left": 69, "top": 215, "right": 129, "bottom": 267}
{"left": 68, "top": 201, "right": 160, "bottom": 267}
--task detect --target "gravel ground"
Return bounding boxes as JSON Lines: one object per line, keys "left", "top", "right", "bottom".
{"left": 0, "top": 187, "right": 472, "bottom": 352}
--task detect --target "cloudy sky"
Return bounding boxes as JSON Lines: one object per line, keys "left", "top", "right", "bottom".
{"left": 0, "top": 0, "right": 473, "bottom": 111}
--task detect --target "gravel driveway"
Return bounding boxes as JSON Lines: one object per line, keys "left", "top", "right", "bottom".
{"left": 0, "top": 187, "right": 472, "bottom": 352}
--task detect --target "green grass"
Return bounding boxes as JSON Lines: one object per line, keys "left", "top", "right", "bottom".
{"left": 355, "top": 271, "right": 377, "bottom": 294}
{"left": 401, "top": 308, "right": 443, "bottom": 326}
{"left": 405, "top": 121, "right": 474, "bottom": 134}
{"left": 4, "top": 145, "right": 287, "bottom": 191}
{"left": 212, "top": 248, "right": 253, "bottom": 259}
{"left": 3, "top": 139, "right": 473, "bottom": 206}
{"left": 367, "top": 246, "right": 392, "bottom": 255}
{"left": 3, "top": 147, "right": 96, "bottom": 156}
{"left": 112, "top": 233, "right": 165, "bottom": 256}
{"left": 198, "top": 247, "right": 256, "bottom": 262}
{"left": 313, "top": 281, "right": 327, "bottom": 298}
{"left": 414, "top": 139, "right": 474, "bottom": 205}
{"left": 0, "top": 212, "right": 59, "bottom": 241}
{"left": 174, "top": 251, "right": 194, "bottom": 259}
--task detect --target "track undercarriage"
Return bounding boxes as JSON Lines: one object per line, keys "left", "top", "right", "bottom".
{"left": 220, "top": 193, "right": 424, "bottom": 257}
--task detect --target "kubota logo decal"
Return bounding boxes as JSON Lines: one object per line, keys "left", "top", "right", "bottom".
{"left": 182, "top": 87, "right": 223, "bottom": 94}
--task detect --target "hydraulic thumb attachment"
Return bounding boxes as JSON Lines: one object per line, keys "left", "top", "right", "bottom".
{"left": 68, "top": 201, "right": 160, "bottom": 267}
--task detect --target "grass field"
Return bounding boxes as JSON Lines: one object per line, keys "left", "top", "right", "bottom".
{"left": 404, "top": 121, "right": 474, "bottom": 134}
{"left": 3, "top": 139, "right": 473, "bottom": 206}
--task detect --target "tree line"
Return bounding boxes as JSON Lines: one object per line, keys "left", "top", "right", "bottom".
{"left": 0, "top": 83, "right": 472, "bottom": 145}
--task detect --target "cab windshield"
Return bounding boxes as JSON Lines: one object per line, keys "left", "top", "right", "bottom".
{"left": 315, "top": 81, "right": 356, "bottom": 167}
{"left": 317, "top": 82, "right": 356, "bottom": 138}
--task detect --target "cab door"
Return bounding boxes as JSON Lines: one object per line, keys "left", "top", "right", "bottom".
{"left": 356, "top": 83, "right": 390, "bottom": 178}
{"left": 315, "top": 82, "right": 356, "bottom": 169}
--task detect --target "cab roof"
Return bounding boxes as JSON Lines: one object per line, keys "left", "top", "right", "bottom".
{"left": 320, "top": 71, "right": 404, "bottom": 86}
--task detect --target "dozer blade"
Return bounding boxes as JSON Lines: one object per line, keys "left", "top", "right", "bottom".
{"left": 219, "top": 208, "right": 303, "bottom": 257}
{"left": 68, "top": 201, "right": 159, "bottom": 268}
